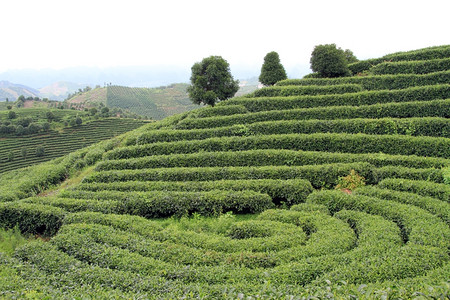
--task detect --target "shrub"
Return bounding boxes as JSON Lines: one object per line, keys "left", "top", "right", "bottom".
{"left": 335, "top": 169, "right": 366, "bottom": 191}
{"left": 0, "top": 202, "right": 66, "bottom": 236}
{"left": 35, "top": 146, "right": 45, "bottom": 157}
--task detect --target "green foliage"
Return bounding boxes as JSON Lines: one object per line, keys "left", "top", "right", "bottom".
{"left": 277, "top": 70, "right": 450, "bottom": 90}
{"left": 84, "top": 162, "right": 375, "bottom": 189}
{"left": 104, "top": 133, "right": 450, "bottom": 161}
{"left": 35, "top": 146, "right": 45, "bottom": 157}
{"left": 348, "top": 44, "right": 450, "bottom": 74}
{"left": 8, "top": 110, "right": 16, "bottom": 119}
{"left": 377, "top": 178, "right": 450, "bottom": 202}
{"left": 248, "top": 83, "right": 362, "bottom": 97}
{"left": 259, "top": 51, "right": 287, "bottom": 86}
{"left": 29, "top": 189, "right": 273, "bottom": 218}
{"left": 75, "top": 178, "right": 314, "bottom": 207}
{"left": 178, "top": 99, "right": 450, "bottom": 129}
{"left": 310, "top": 44, "right": 352, "bottom": 78}
{"left": 223, "top": 84, "right": 450, "bottom": 112}
{"left": 0, "top": 202, "right": 66, "bottom": 236}
{"left": 370, "top": 57, "right": 450, "bottom": 75}
{"left": 0, "top": 226, "right": 28, "bottom": 256}
{"left": 187, "top": 56, "right": 239, "bottom": 107}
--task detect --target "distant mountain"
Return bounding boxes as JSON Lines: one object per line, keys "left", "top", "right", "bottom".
{"left": 0, "top": 81, "right": 40, "bottom": 101}
{"left": 39, "top": 81, "right": 91, "bottom": 101}
{"left": 0, "top": 66, "right": 192, "bottom": 89}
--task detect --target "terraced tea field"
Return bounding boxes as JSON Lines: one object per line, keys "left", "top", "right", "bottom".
{"left": 0, "top": 118, "right": 148, "bottom": 173}
{"left": 0, "top": 45, "right": 449, "bottom": 298}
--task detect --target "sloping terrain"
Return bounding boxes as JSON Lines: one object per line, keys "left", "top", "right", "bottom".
{"left": 0, "top": 107, "right": 148, "bottom": 173}
{"left": 0, "top": 81, "right": 40, "bottom": 101}
{"left": 0, "top": 45, "right": 449, "bottom": 298}
{"left": 106, "top": 84, "right": 198, "bottom": 120}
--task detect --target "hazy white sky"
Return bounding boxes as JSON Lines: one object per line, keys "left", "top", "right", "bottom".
{"left": 1, "top": 0, "right": 449, "bottom": 75}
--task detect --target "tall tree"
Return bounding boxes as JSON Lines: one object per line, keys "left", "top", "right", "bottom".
{"left": 187, "top": 56, "right": 239, "bottom": 107}
{"left": 310, "top": 44, "right": 352, "bottom": 78}
{"left": 259, "top": 51, "right": 287, "bottom": 86}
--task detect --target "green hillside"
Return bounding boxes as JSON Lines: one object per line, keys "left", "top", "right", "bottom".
{"left": 0, "top": 45, "right": 449, "bottom": 298}
{"left": 106, "top": 84, "right": 198, "bottom": 120}
{"left": 0, "top": 107, "right": 148, "bottom": 173}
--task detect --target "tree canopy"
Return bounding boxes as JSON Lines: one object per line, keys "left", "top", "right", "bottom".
{"left": 310, "top": 44, "right": 355, "bottom": 78}
{"left": 259, "top": 51, "right": 287, "bottom": 86}
{"left": 187, "top": 56, "right": 239, "bottom": 107}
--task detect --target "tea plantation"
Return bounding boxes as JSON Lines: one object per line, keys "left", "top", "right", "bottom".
{"left": 0, "top": 45, "right": 449, "bottom": 299}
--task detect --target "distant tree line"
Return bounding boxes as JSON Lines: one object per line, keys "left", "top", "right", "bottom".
{"left": 187, "top": 44, "right": 358, "bottom": 106}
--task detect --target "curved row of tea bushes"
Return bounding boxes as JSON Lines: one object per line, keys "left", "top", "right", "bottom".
{"left": 176, "top": 99, "right": 450, "bottom": 129}
{"left": 246, "top": 84, "right": 363, "bottom": 97}
{"left": 348, "top": 45, "right": 450, "bottom": 74}
{"left": 24, "top": 189, "right": 272, "bottom": 218}
{"left": 55, "top": 210, "right": 448, "bottom": 297}
{"left": 104, "top": 133, "right": 450, "bottom": 160}
{"left": 176, "top": 99, "right": 450, "bottom": 130}
{"left": 276, "top": 70, "right": 450, "bottom": 90}
{"left": 95, "top": 149, "right": 449, "bottom": 171}
{"left": 370, "top": 58, "right": 450, "bottom": 75}
{"left": 377, "top": 178, "right": 450, "bottom": 201}
{"left": 186, "top": 105, "right": 248, "bottom": 118}
{"left": 354, "top": 186, "right": 449, "bottom": 224}
{"left": 13, "top": 241, "right": 213, "bottom": 297}
{"left": 0, "top": 202, "right": 66, "bottom": 236}
{"left": 307, "top": 190, "right": 450, "bottom": 248}
{"left": 59, "top": 210, "right": 354, "bottom": 262}
{"left": 128, "top": 117, "right": 449, "bottom": 145}
{"left": 83, "top": 162, "right": 443, "bottom": 188}
{"left": 220, "top": 85, "right": 450, "bottom": 112}
{"left": 84, "top": 162, "right": 375, "bottom": 189}
{"left": 73, "top": 178, "right": 314, "bottom": 207}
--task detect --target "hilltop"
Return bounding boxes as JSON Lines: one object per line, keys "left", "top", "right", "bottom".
{"left": 0, "top": 45, "right": 449, "bottom": 298}
{"left": 0, "top": 81, "right": 40, "bottom": 101}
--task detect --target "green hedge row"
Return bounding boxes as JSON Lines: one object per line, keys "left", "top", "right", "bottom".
{"left": 56, "top": 210, "right": 448, "bottom": 295}
{"left": 246, "top": 84, "right": 363, "bottom": 98}
{"left": 187, "top": 105, "right": 248, "bottom": 118}
{"left": 354, "top": 186, "right": 449, "bottom": 224}
{"left": 104, "top": 133, "right": 450, "bottom": 161}
{"left": 277, "top": 70, "right": 450, "bottom": 91}
{"left": 278, "top": 70, "right": 449, "bottom": 87}
{"left": 348, "top": 45, "right": 450, "bottom": 74}
{"left": 370, "top": 58, "right": 450, "bottom": 75}
{"left": 83, "top": 162, "right": 381, "bottom": 189}
{"left": 0, "top": 202, "right": 66, "bottom": 236}
{"left": 13, "top": 241, "right": 187, "bottom": 296}
{"left": 220, "top": 85, "right": 450, "bottom": 112}
{"left": 96, "top": 149, "right": 449, "bottom": 172}
{"left": 176, "top": 99, "right": 450, "bottom": 129}
{"left": 307, "top": 190, "right": 450, "bottom": 249}
{"left": 374, "top": 165, "right": 443, "bottom": 183}
{"left": 377, "top": 178, "right": 450, "bottom": 202}
{"left": 128, "top": 117, "right": 449, "bottom": 146}
{"left": 74, "top": 178, "right": 314, "bottom": 207}
{"left": 32, "top": 190, "right": 273, "bottom": 217}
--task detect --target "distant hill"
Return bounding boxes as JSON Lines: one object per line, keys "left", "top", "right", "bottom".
{"left": 0, "top": 106, "right": 148, "bottom": 173}
{"left": 0, "top": 81, "right": 40, "bottom": 101}
{"left": 67, "top": 84, "right": 198, "bottom": 120}
{"left": 39, "top": 81, "right": 91, "bottom": 101}
{"left": 67, "top": 81, "right": 259, "bottom": 120}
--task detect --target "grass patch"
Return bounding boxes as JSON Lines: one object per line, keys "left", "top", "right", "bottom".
{"left": 0, "top": 226, "right": 29, "bottom": 256}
